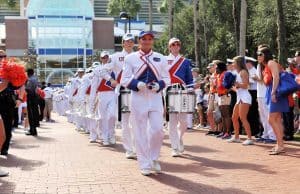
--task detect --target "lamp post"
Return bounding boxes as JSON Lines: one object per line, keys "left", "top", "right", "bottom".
{"left": 119, "top": 12, "right": 131, "bottom": 33}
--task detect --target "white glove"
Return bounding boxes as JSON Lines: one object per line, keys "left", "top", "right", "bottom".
{"left": 150, "top": 82, "right": 160, "bottom": 92}
{"left": 137, "top": 82, "right": 147, "bottom": 91}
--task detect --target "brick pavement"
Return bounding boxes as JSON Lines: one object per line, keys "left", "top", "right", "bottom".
{"left": 0, "top": 113, "right": 299, "bottom": 194}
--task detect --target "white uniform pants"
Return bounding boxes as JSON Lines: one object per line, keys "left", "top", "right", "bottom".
{"left": 169, "top": 113, "right": 188, "bottom": 150}
{"left": 257, "top": 97, "right": 276, "bottom": 140}
{"left": 187, "top": 113, "right": 193, "bottom": 128}
{"left": 132, "top": 110, "right": 164, "bottom": 170}
{"left": 122, "top": 113, "right": 135, "bottom": 152}
{"left": 98, "top": 91, "right": 117, "bottom": 142}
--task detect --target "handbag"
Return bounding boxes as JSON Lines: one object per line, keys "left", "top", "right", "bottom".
{"left": 276, "top": 72, "right": 300, "bottom": 97}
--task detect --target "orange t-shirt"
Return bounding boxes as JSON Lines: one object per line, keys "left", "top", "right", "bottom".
{"left": 217, "top": 72, "right": 227, "bottom": 95}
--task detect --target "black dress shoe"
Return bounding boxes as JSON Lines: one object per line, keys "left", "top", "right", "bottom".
{"left": 283, "top": 136, "right": 294, "bottom": 141}
{"left": 25, "top": 131, "right": 34, "bottom": 136}
{"left": 0, "top": 150, "right": 8, "bottom": 156}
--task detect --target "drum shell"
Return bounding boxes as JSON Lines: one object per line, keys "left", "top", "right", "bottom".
{"left": 167, "top": 90, "right": 195, "bottom": 113}
{"left": 120, "top": 90, "right": 131, "bottom": 113}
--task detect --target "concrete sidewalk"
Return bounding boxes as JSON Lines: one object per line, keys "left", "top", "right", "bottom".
{"left": 0, "top": 113, "right": 299, "bottom": 194}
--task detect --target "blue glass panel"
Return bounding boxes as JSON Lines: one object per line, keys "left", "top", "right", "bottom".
{"left": 46, "top": 49, "right": 62, "bottom": 55}
{"left": 28, "top": 16, "right": 36, "bottom": 19}
{"left": 85, "top": 17, "right": 92, "bottom": 20}
{"left": 38, "top": 49, "right": 45, "bottom": 55}
{"left": 86, "top": 49, "right": 93, "bottom": 55}
{"left": 62, "top": 49, "right": 77, "bottom": 55}
{"left": 44, "top": 15, "right": 60, "bottom": 19}
{"left": 78, "top": 48, "right": 84, "bottom": 55}
{"left": 61, "top": 16, "right": 78, "bottom": 19}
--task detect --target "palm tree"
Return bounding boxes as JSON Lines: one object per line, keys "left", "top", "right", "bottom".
{"left": 0, "top": 0, "right": 17, "bottom": 8}
{"left": 149, "top": 0, "right": 153, "bottom": 31}
{"left": 194, "top": 0, "right": 200, "bottom": 68}
{"left": 168, "top": 0, "right": 174, "bottom": 38}
{"left": 276, "top": 0, "right": 287, "bottom": 65}
{"left": 239, "top": 0, "right": 247, "bottom": 56}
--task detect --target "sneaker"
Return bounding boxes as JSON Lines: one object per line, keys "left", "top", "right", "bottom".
{"left": 197, "top": 124, "right": 205, "bottom": 128}
{"left": 221, "top": 133, "right": 231, "bottom": 139}
{"left": 187, "top": 127, "right": 194, "bottom": 132}
{"left": 213, "top": 131, "right": 221, "bottom": 136}
{"left": 227, "top": 137, "right": 241, "bottom": 143}
{"left": 256, "top": 137, "right": 266, "bottom": 142}
{"left": 216, "top": 132, "right": 224, "bottom": 138}
{"left": 203, "top": 125, "right": 211, "bottom": 129}
{"left": 152, "top": 160, "right": 161, "bottom": 173}
{"left": 102, "top": 141, "right": 110, "bottom": 146}
{"left": 171, "top": 149, "right": 180, "bottom": 157}
{"left": 141, "top": 169, "right": 151, "bottom": 176}
{"left": 264, "top": 139, "right": 276, "bottom": 144}
{"left": 242, "top": 139, "right": 254, "bottom": 146}
{"left": 125, "top": 151, "right": 137, "bottom": 159}
{"left": 0, "top": 169, "right": 9, "bottom": 177}
{"left": 205, "top": 131, "right": 215, "bottom": 136}
{"left": 89, "top": 139, "right": 97, "bottom": 143}
{"left": 109, "top": 136, "right": 116, "bottom": 145}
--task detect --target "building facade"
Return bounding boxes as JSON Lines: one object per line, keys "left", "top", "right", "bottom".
{"left": 5, "top": 0, "right": 114, "bottom": 84}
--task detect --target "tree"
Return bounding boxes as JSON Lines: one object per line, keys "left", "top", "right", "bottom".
{"left": 276, "top": 0, "right": 287, "bottom": 65}
{"left": 193, "top": 0, "right": 201, "bottom": 68}
{"left": 0, "top": 0, "right": 17, "bottom": 8}
{"left": 168, "top": 0, "right": 174, "bottom": 38}
{"left": 232, "top": 0, "right": 240, "bottom": 55}
{"left": 239, "top": 0, "right": 247, "bottom": 56}
{"left": 107, "top": 0, "right": 141, "bottom": 18}
{"left": 149, "top": 0, "right": 153, "bottom": 31}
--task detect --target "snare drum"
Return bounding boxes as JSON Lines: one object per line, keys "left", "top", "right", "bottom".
{"left": 168, "top": 90, "right": 196, "bottom": 113}
{"left": 120, "top": 89, "right": 131, "bottom": 113}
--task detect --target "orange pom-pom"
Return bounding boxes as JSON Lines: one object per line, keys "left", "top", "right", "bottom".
{"left": 0, "top": 59, "right": 27, "bottom": 87}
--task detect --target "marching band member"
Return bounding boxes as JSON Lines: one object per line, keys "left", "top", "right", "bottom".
{"left": 101, "top": 33, "right": 136, "bottom": 159}
{"left": 67, "top": 69, "right": 84, "bottom": 124}
{"left": 166, "top": 38, "right": 193, "bottom": 157}
{"left": 90, "top": 51, "right": 117, "bottom": 146}
{"left": 71, "top": 69, "right": 85, "bottom": 130}
{"left": 120, "top": 31, "right": 170, "bottom": 176}
{"left": 77, "top": 68, "right": 93, "bottom": 134}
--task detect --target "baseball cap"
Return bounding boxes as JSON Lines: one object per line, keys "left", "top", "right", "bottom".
{"left": 100, "top": 51, "right": 110, "bottom": 58}
{"left": 245, "top": 56, "right": 257, "bottom": 63}
{"left": 138, "top": 31, "right": 154, "bottom": 39}
{"left": 168, "top": 37, "right": 180, "bottom": 46}
{"left": 122, "top": 33, "right": 135, "bottom": 41}
{"left": 77, "top": 68, "right": 85, "bottom": 73}
{"left": 226, "top": 58, "right": 234, "bottom": 64}
{"left": 191, "top": 67, "right": 200, "bottom": 73}
{"left": 207, "top": 63, "right": 215, "bottom": 69}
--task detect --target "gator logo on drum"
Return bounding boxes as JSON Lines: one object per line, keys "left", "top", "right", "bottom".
{"left": 153, "top": 57, "right": 161, "bottom": 62}
{"left": 119, "top": 57, "right": 124, "bottom": 61}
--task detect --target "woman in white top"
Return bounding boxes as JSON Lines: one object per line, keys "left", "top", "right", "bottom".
{"left": 228, "top": 56, "right": 253, "bottom": 145}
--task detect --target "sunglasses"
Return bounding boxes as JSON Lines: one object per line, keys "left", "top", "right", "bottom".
{"left": 101, "top": 56, "right": 108, "bottom": 59}
{"left": 257, "top": 52, "right": 264, "bottom": 56}
{"left": 171, "top": 43, "right": 180, "bottom": 47}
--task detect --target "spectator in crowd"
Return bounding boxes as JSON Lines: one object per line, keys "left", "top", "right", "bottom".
{"left": 228, "top": 56, "right": 253, "bottom": 145}
{"left": 0, "top": 115, "right": 8, "bottom": 176}
{"left": 253, "top": 53, "right": 276, "bottom": 143}
{"left": 205, "top": 62, "right": 219, "bottom": 135}
{"left": 43, "top": 83, "right": 54, "bottom": 122}
{"left": 37, "top": 86, "right": 45, "bottom": 122}
{"left": 216, "top": 61, "right": 232, "bottom": 139}
{"left": 25, "top": 69, "right": 39, "bottom": 136}
{"left": 245, "top": 57, "right": 260, "bottom": 137}
{"left": 258, "top": 47, "right": 288, "bottom": 155}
